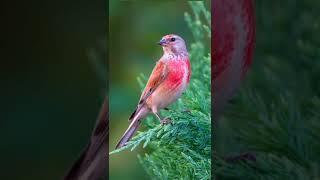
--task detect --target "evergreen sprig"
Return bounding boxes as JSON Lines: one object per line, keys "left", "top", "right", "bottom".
{"left": 110, "top": 2, "right": 211, "bottom": 179}
{"left": 217, "top": 1, "right": 320, "bottom": 179}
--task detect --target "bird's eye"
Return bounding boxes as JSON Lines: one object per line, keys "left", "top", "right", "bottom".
{"left": 171, "top": 37, "right": 176, "bottom": 42}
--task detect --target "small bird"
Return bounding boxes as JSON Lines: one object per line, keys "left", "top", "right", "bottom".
{"left": 115, "top": 34, "right": 191, "bottom": 149}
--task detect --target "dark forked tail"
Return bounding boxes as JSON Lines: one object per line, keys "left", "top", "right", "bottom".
{"left": 115, "top": 119, "right": 141, "bottom": 149}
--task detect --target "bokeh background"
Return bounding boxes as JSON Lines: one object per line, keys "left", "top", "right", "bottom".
{"left": 109, "top": 1, "right": 209, "bottom": 179}
{"left": 3, "top": 0, "right": 319, "bottom": 179}
{"left": 0, "top": 0, "right": 106, "bottom": 179}
{"left": 217, "top": 0, "right": 320, "bottom": 179}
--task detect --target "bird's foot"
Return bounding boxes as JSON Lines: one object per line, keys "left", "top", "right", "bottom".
{"left": 160, "top": 117, "right": 172, "bottom": 125}
{"left": 182, "top": 109, "right": 191, "bottom": 113}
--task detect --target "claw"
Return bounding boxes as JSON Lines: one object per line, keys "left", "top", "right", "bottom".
{"left": 182, "top": 109, "right": 191, "bottom": 113}
{"left": 160, "top": 118, "right": 172, "bottom": 125}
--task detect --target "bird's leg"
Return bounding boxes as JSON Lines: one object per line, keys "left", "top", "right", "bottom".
{"left": 182, "top": 109, "right": 191, "bottom": 113}
{"left": 153, "top": 110, "right": 171, "bottom": 125}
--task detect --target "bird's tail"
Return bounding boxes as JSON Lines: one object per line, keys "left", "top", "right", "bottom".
{"left": 115, "top": 118, "right": 141, "bottom": 149}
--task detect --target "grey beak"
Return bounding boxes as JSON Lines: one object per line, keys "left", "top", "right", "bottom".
{"left": 158, "top": 39, "right": 166, "bottom": 46}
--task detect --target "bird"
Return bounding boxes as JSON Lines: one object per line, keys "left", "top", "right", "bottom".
{"left": 115, "top": 34, "right": 191, "bottom": 149}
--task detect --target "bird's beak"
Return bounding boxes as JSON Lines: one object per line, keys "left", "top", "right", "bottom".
{"left": 158, "top": 39, "right": 167, "bottom": 46}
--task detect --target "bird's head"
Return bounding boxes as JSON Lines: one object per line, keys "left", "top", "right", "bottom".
{"left": 158, "top": 34, "right": 187, "bottom": 55}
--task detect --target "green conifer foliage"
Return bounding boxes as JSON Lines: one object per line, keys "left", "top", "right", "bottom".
{"left": 217, "top": 1, "right": 320, "bottom": 179}
{"left": 110, "top": 2, "right": 211, "bottom": 179}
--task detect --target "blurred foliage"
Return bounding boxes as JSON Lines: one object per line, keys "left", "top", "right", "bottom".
{"left": 217, "top": 0, "right": 320, "bottom": 179}
{"left": 0, "top": 1, "right": 105, "bottom": 178}
{"left": 110, "top": 1, "right": 211, "bottom": 179}
{"left": 87, "top": 39, "right": 107, "bottom": 84}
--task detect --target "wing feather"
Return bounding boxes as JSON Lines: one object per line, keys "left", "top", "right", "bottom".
{"left": 129, "top": 60, "right": 167, "bottom": 121}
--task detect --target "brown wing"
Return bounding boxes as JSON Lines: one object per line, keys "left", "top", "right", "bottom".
{"left": 129, "top": 60, "right": 167, "bottom": 121}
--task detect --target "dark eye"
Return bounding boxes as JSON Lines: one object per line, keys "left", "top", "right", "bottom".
{"left": 171, "top": 37, "right": 176, "bottom": 42}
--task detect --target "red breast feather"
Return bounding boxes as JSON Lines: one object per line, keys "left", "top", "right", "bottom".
{"left": 166, "top": 58, "right": 190, "bottom": 91}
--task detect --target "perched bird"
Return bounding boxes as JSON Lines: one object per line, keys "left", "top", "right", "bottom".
{"left": 116, "top": 34, "right": 191, "bottom": 149}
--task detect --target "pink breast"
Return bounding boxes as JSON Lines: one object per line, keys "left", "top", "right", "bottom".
{"left": 166, "top": 61, "right": 187, "bottom": 89}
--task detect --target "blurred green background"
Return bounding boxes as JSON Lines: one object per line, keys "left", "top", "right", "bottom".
{"left": 109, "top": 1, "right": 209, "bottom": 179}
{"left": 217, "top": 0, "right": 320, "bottom": 179}
{"left": 0, "top": 0, "right": 105, "bottom": 179}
